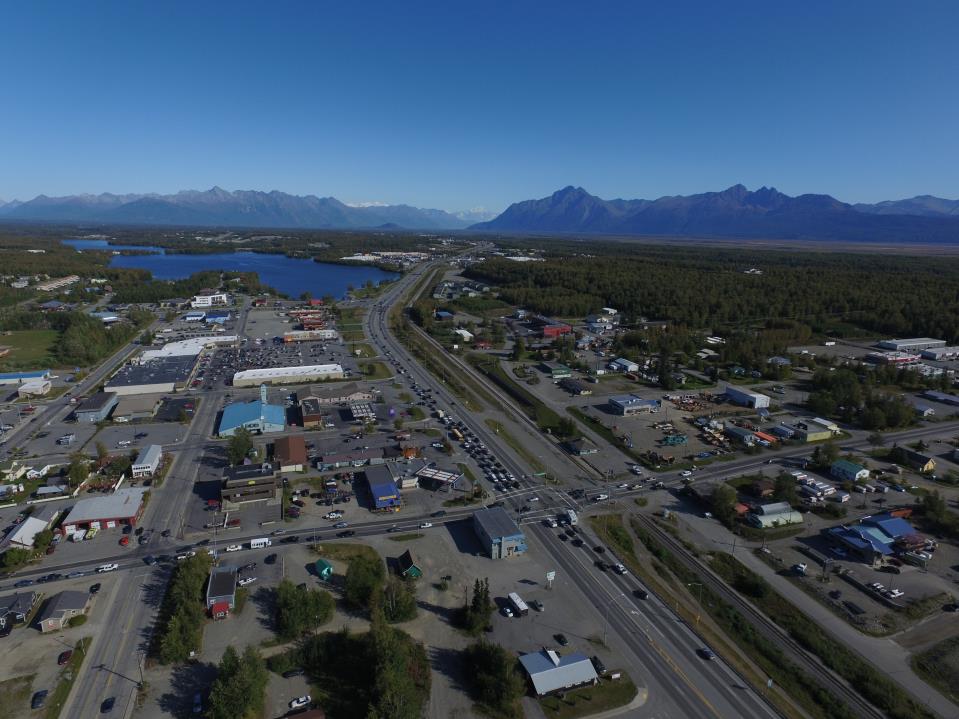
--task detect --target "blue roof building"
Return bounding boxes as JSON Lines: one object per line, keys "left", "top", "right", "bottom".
{"left": 217, "top": 385, "right": 285, "bottom": 437}
{"left": 205, "top": 310, "right": 231, "bottom": 324}
{"left": 823, "top": 513, "right": 922, "bottom": 564}
{"left": 364, "top": 465, "right": 400, "bottom": 511}
{"left": 0, "top": 369, "right": 52, "bottom": 386}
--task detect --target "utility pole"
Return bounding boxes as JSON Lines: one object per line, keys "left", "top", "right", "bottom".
{"left": 687, "top": 582, "right": 704, "bottom": 625}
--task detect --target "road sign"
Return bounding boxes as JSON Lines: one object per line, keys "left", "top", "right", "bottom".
{"left": 546, "top": 571, "right": 556, "bottom": 582}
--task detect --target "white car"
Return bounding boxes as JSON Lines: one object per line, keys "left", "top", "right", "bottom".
{"left": 176, "top": 551, "right": 196, "bottom": 561}
{"left": 419, "top": 522, "right": 433, "bottom": 529}
{"left": 613, "top": 563, "right": 628, "bottom": 575}
{"left": 289, "top": 695, "right": 311, "bottom": 709}
{"left": 238, "top": 576, "right": 257, "bottom": 586}
{"left": 225, "top": 544, "right": 242, "bottom": 552}
{"left": 528, "top": 496, "right": 540, "bottom": 502}
{"left": 680, "top": 470, "right": 693, "bottom": 478}
{"left": 97, "top": 563, "right": 119, "bottom": 573}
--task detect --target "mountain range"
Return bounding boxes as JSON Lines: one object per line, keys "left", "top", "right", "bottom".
{"left": 2, "top": 186, "right": 959, "bottom": 241}
{"left": 0, "top": 188, "right": 473, "bottom": 230}
{"left": 470, "top": 185, "right": 959, "bottom": 242}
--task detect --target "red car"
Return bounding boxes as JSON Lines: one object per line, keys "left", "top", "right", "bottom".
{"left": 57, "top": 650, "right": 73, "bottom": 666}
{"left": 119, "top": 536, "right": 130, "bottom": 546}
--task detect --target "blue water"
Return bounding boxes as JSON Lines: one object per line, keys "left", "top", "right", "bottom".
{"left": 64, "top": 239, "right": 399, "bottom": 299}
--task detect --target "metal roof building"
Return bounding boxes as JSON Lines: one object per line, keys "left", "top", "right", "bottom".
{"left": 364, "top": 465, "right": 400, "bottom": 511}
{"left": 608, "top": 394, "right": 659, "bottom": 416}
{"left": 0, "top": 370, "right": 51, "bottom": 386}
{"left": 106, "top": 355, "right": 197, "bottom": 395}
{"left": 206, "top": 567, "right": 237, "bottom": 615}
{"left": 473, "top": 507, "right": 526, "bottom": 559}
{"left": 878, "top": 338, "right": 946, "bottom": 352}
{"left": 74, "top": 391, "right": 119, "bottom": 423}
{"left": 132, "top": 445, "right": 163, "bottom": 478}
{"left": 62, "top": 488, "right": 148, "bottom": 533}
{"left": 232, "top": 364, "right": 344, "bottom": 387}
{"left": 217, "top": 386, "right": 285, "bottom": 437}
{"left": 724, "top": 385, "right": 771, "bottom": 409}
{"left": 519, "top": 650, "right": 598, "bottom": 696}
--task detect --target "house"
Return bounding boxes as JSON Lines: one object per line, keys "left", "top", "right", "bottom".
{"left": 206, "top": 567, "right": 237, "bottom": 619}
{"left": 73, "top": 392, "right": 119, "bottom": 423}
{"left": 831, "top": 459, "right": 869, "bottom": 483}
{"left": 365, "top": 464, "right": 400, "bottom": 511}
{"left": 397, "top": 549, "right": 423, "bottom": 579}
{"left": 767, "top": 356, "right": 792, "bottom": 366}
{"left": 913, "top": 403, "right": 935, "bottom": 418}
{"left": 37, "top": 591, "right": 92, "bottom": 633}
{"left": 217, "top": 385, "right": 285, "bottom": 437}
{"left": 898, "top": 448, "right": 936, "bottom": 473}
{"left": 559, "top": 378, "right": 592, "bottom": 396}
{"left": 131, "top": 445, "right": 162, "bottom": 478}
{"left": 0, "top": 591, "right": 38, "bottom": 628}
{"left": 274, "top": 435, "right": 307, "bottom": 473}
{"left": 519, "top": 649, "right": 598, "bottom": 696}
{"left": 473, "top": 507, "right": 527, "bottom": 559}
{"left": 752, "top": 479, "right": 775, "bottom": 498}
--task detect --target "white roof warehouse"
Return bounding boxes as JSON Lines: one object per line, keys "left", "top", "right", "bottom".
{"left": 61, "top": 488, "right": 148, "bottom": 533}
{"left": 232, "top": 364, "right": 345, "bottom": 387}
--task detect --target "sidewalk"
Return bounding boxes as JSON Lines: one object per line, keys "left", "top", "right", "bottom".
{"left": 680, "top": 512, "right": 959, "bottom": 718}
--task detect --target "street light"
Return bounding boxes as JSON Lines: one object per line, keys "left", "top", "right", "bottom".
{"left": 686, "top": 582, "right": 704, "bottom": 625}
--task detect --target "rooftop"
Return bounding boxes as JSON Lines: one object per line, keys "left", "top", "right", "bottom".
{"left": 75, "top": 391, "right": 117, "bottom": 413}
{"left": 133, "top": 444, "right": 162, "bottom": 468}
{"left": 39, "top": 590, "right": 89, "bottom": 620}
{"left": 107, "top": 355, "right": 196, "bottom": 388}
{"left": 274, "top": 435, "right": 307, "bottom": 466}
{"left": 519, "top": 650, "right": 598, "bottom": 695}
{"left": 207, "top": 567, "right": 237, "bottom": 600}
{"left": 473, "top": 506, "right": 524, "bottom": 539}
{"left": 233, "top": 364, "right": 343, "bottom": 383}
{"left": 219, "top": 399, "right": 286, "bottom": 432}
{"left": 65, "top": 488, "right": 148, "bottom": 525}
{"left": 140, "top": 335, "right": 238, "bottom": 361}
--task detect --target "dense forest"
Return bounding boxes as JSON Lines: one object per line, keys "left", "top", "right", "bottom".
{"left": 464, "top": 244, "right": 959, "bottom": 343}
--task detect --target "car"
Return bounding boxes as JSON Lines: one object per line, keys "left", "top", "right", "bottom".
{"left": 14, "top": 579, "right": 34, "bottom": 588}
{"left": 57, "top": 650, "right": 73, "bottom": 665}
{"left": 501, "top": 606, "right": 513, "bottom": 618}
{"left": 238, "top": 577, "right": 256, "bottom": 586}
{"left": 591, "top": 656, "right": 607, "bottom": 675}
{"left": 192, "top": 692, "right": 203, "bottom": 714}
{"left": 281, "top": 535, "right": 300, "bottom": 544}
{"left": 89, "top": 582, "right": 102, "bottom": 594}
{"left": 593, "top": 546, "right": 606, "bottom": 554}
{"left": 337, "top": 530, "right": 355, "bottom": 538}
{"left": 419, "top": 522, "right": 433, "bottom": 529}
{"left": 594, "top": 560, "right": 607, "bottom": 571}
{"left": 333, "top": 521, "right": 349, "bottom": 529}
{"left": 161, "top": 529, "right": 172, "bottom": 537}
{"left": 282, "top": 668, "right": 305, "bottom": 678}
{"left": 613, "top": 563, "right": 627, "bottom": 575}
{"left": 571, "top": 538, "right": 584, "bottom": 547}
{"left": 119, "top": 536, "right": 130, "bottom": 546}
{"left": 698, "top": 647, "right": 716, "bottom": 660}
{"left": 101, "top": 696, "right": 116, "bottom": 713}
{"left": 289, "top": 695, "right": 312, "bottom": 709}
{"left": 387, "top": 526, "right": 401, "bottom": 533}
{"left": 175, "top": 552, "right": 195, "bottom": 561}
{"left": 31, "top": 690, "right": 48, "bottom": 710}
{"left": 634, "top": 589, "right": 649, "bottom": 600}
{"left": 144, "top": 555, "right": 158, "bottom": 566}
{"left": 554, "top": 633, "right": 570, "bottom": 646}
{"left": 680, "top": 470, "right": 693, "bottom": 478}
{"left": 225, "top": 544, "right": 242, "bottom": 552}
{"left": 530, "top": 600, "right": 544, "bottom": 612}
{"left": 240, "top": 562, "right": 257, "bottom": 572}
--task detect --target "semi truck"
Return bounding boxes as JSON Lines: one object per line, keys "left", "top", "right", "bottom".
{"left": 508, "top": 592, "right": 529, "bottom": 616}
{"left": 564, "top": 509, "right": 578, "bottom": 526}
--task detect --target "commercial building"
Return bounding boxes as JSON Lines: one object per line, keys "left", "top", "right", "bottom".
{"left": 206, "top": 567, "right": 237, "bottom": 618}
{"left": 204, "top": 310, "right": 231, "bottom": 324}
{"left": 412, "top": 464, "right": 463, "bottom": 491}
{"left": 564, "top": 438, "right": 599, "bottom": 456}
{"left": 921, "top": 390, "right": 959, "bottom": 407}
{"left": 541, "top": 362, "right": 572, "bottom": 380}
{"left": 8, "top": 507, "right": 60, "bottom": 549}
{"left": 283, "top": 329, "right": 338, "bottom": 342}
{"left": 866, "top": 351, "right": 920, "bottom": 365}
{"left": 398, "top": 549, "right": 423, "bottom": 579}
{"left": 132, "top": 445, "right": 163, "bottom": 478}
{"left": 106, "top": 355, "right": 197, "bottom": 395}
{"left": 453, "top": 328, "right": 474, "bottom": 343}
{"left": 350, "top": 403, "right": 377, "bottom": 422}
{"left": 139, "top": 335, "right": 238, "bottom": 362}
{"left": 220, "top": 463, "right": 280, "bottom": 509}
{"left": 38, "top": 591, "right": 92, "bottom": 633}
{"left": 608, "top": 357, "right": 639, "bottom": 373}
{"left": 62, "top": 488, "right": 148, "bottom": 534}
{"left": 558, "top": 378, "right": 592, "bottom": 396}
{"left": 519, "top": 649, "right": 598, "bottom": 696}
{"left": 217, "top": 386, "right": 286, "bottom": 437}
{"left": 190, "top": 290, "right": 228, "bottom": 308}
{"left": 184, "top": 311, "right": 206, "bottom": 322}
{"left": 823, "top": 513, "right": 923, "bottom": 565}
{"left": 723, "top": 424, "right": 756, "bottom": 446}
{"left": 303, "top": 382, "right": 374, "bottom": 406}
{"left": 73, "top": 392, "right": 118, "bottom": 423}
{"left": 36, "top": 275, "right": 80, "bottom": 292}
{"left": 791, "top": 422, "right": 832, "bottom": 443}
{"left": 724, "top": 385, "right": 771, "bottom": 409}
{"left": 878, "top": 338, "right": 946, "bottom": 352}
{"left": 315, "top": 448, "right": 386, "bottom": 470}
{"left": 532, "top": 316, "right": 572, "bottom": 339}
{"left": 299, "top": 396, "right": 327, "bottom": 428}
{"left": 608, "top": 394, "right": 660, "bottom": 416}
{"left": 17, "top": 378, "right": 51, "bottom": 397}
{"left": 473, "top": 507, "right": 527, "bottom": 559}
{"left": 232, "top": 364, "right": 345, "bottom": 387}
{"left": 831, "top": 459, "right": 869, "bottom": 483}
{"left": 364, "top": 464, "right": 401, "bottom": 511}
{"left": 0, "top": 591, "right": 38, "bottom": 628}
{"left": 274, "top": 435, "right": 307, "bottom": 473}
{"left": 112, "top": 394, "right": 161, "bottom": 422}
{"left": 746, "top": 501, "right": 804, "bottom": 528}
{"left": 921, "top": 346, "right": 959, "bottom": 361}
{"left": 0, "top": 369, "right": 51, "bottom": 386}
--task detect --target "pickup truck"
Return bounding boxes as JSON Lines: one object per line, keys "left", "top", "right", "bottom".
{"left": 97, "top": 563, "right": 119, "bottom": 573}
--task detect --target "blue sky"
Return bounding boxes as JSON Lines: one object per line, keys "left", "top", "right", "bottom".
{"left": 1, "top": 1, "right": 956, "bottom": 212}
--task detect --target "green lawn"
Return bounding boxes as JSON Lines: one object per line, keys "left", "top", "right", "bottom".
{"left": 348, "top": 342, "right": 377, "bottom": 358}
{"left": 387, "top": 533, "right": 424, "bottom": 542}
{"left": 359, "top": 361, "right": 392, "bottom": 380}
{"left": 539, "top": 675, "right": 638, "bottom": 719}
{"left": 913, "top": 635, "right": 959, "bottom": 704}
{"left": 484, "top": 419, "right": 546, "bottom": 473}
{"left": 44, "top": 637, "right": 92, "bottom": 719}
{"left": 0, "top": 674, "right": 35, "bottom": 719}
{"left": 0, "top": 329, "right": 58, "bottom": 369}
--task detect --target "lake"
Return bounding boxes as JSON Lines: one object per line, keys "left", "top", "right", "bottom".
{"left": 63, "top": 239, "right": 399, "bottom": 299}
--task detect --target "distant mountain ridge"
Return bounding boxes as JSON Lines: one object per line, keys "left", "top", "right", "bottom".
{"left": 854, "top": 195, "right": 959, "bottom": 217}
{"left": 471, "top": 185, "right": 959, "bottom": 242}
{"left": 0, "top": 187, "right": 472, "bottom": 230}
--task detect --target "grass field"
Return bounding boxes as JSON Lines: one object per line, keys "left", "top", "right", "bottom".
{"left": 348, "top": 342, "right": 377, "bottom": 358}
{"left": 359, "top": 361, "right": 392, "bottom": 380}
{"left": 913, "top": 635, "right": 959, "bottom": 704}
{"left": 44, "top": 637, "right": 92, "bottom": 719}
{"left": 0, "top": 329, "right": 58, "bottom": 369}
{"left": 311, "top": 542, "right": 379, "bottom": 563}
{"left": 539, "top": 674, "right": 638, "bottom": 718}
{"left": 0, "top": 674, "right": 36, "bottom": 719}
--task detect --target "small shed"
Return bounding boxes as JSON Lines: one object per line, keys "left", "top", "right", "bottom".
{"left": 314, "top": 559, "right": 334, "bottom": 581}
{"left": 397, "top": 550, "right": 423, "bottom": 579}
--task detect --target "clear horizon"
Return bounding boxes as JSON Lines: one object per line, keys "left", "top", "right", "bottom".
{"left": 1, "top": 1, "right": 956, "bottom": 210}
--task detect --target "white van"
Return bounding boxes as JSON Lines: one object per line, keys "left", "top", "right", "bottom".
{"left": 250, "top": 538, "right": 272, "bottom": 550}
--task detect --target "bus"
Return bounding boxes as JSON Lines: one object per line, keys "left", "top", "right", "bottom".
{"left": 508, "top": 592, "right": 529, "bottom": 616}
{"left": 450, "top": 427, "right": 464, "bottom": 442}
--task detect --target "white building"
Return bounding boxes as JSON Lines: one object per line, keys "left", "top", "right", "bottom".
{"left": 139, "top": 335, "right": 238, "bottom": 362}
{"left": 132, "top": 445, "right": 162, "bottom": 478}
{"left": 190, "top": 291, "right": 228, "bottom": 309}
{"left": 232, "top": 364, "right": 345, "bottom": 387}
{"left": 17, "top": 379, "right": 51, "bottom": 397}
{"left": 609, "top": 357, "right": 639, "bottom": 373}
{"left": 724, "top": 385, "right": 771, "bottom": 409}
{"left": 453, "top": 328, "right": 474, "bottom": 342}
{"left": 877, "top": 338, "right": 946, "bottom": 352}
{"left": 921, "top": 346, "right": 959, "bottom": 361}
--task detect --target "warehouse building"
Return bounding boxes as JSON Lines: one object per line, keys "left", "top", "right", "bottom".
{"left": 61, "top": 488, "right": 148, "bottom": 534}
{"left": 38, "top": 591, "right": 92, "bottom": 633}
{"left": 723, "top": 424, "right": 756, "bottom": 446}
{"left": 724, "top": 385, "right": 771, "bottom": 409}
{"left": 204, "top": 310, "right": 231, "bottom": 325}
{"left": 746, "top": 501, "right": 804, "bottom": 528}
{"left": 232, "top": 364, "right": 345, "bottom": 387}
{"left": 921, "top": 346, "right": 959, "bottom": 361}
{"left": 921, "top": 390, "right": 959, "bottom": 407}
{"left": 206, "top": 567, "right": 237, "bottom": 618}
{"left": 519, "top": 650, "right": 598, "bottom": 696}
{"left": 8, "top": 510, "right": 57, "bottom": 549}
{"left": 220, "top": 463, "right": 280, "bottom": 509}
{"left": 831, "top": 459, "right": 869, "bottom": 483}
{"left": 132, "top": 445, "right": 163, "bottom": 478}
{"left": 273, "top": 435, "right": 307, "bottom": 473}
{"left": 217, "top": 386, "right": 285, "bottom": 437}
{"left": 609, "top": 394, "right": 660, "bottom": 416}
{"left": 139, "top": 335, "right": 238, "bottom": 362}
{"left": 364, "top": 464, "right": 401, "bottom": 511}
{"left": 112, "top": 394, "right": 161, "bottom": 422}
{"left": 73, "top": 392, "right": 118, "bottom": 423}
{"left": 302, "top": 382, "right": 374, "bottom": 406}
{"left": 541, "top": 362, "right": 572, "bottom": 380}
{"left": 790, "top": 422, "right": 833, "bottom": 443}
{"left": 106, "top": 355, "right": 197, "bottom": 395}
{"left": 473, "top": 507, "right": 527, "bottom": 559}
{"left": 608, "top": 357, "right": 639, "bottom": 373}
{"left": 878, "top": 338, "right": 946, "bottom": 352}
{"left": 0, "top": 369, "right": 51, "bottom": 386}
{"left": 17, "top": 378, "right": 51, "bottom": 397}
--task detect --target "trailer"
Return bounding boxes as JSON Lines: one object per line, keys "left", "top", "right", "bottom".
{"left": 508, "top": 592, "right": 529, "bottom": 616}
{"left": 564, "top": 509, "right": 578, "bottom": 526}
{"left": 250, "top": 537, "right": 272, "bottom": 549}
